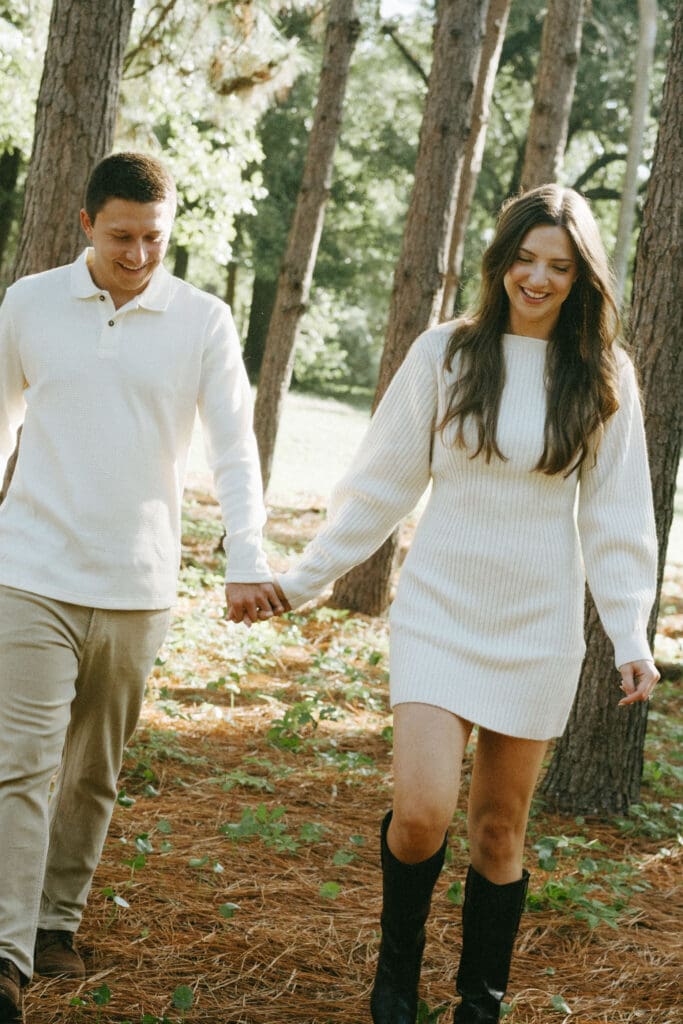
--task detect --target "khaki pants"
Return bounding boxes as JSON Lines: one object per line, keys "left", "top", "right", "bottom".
{"left": 0, "top": 585, "right": 170, "bottom": 979}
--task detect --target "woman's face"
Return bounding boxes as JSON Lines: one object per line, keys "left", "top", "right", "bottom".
{"left": 503, "top": 225, "right": 578, "bottom": 340}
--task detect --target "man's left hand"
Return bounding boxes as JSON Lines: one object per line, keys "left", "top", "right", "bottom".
{"left": 225, "top": 581, "right": 288, "bottom": 628}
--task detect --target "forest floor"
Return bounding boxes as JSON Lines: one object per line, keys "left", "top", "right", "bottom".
{"left": 23, "top": 445, "right": 683, "bottom": 1024}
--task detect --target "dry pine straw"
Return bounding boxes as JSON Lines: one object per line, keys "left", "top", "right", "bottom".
{"left": 23, "top": 503, "right": 682, "bottom": 1024}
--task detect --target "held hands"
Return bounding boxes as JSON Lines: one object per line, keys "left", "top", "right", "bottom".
{"left": 617, "top": 659, "right": 660, "bottom": 706}
{"left": 225, "top": 580, "right": 291, "bottom": 628}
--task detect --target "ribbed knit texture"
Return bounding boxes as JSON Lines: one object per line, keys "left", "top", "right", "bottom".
{"left": 0, "top": 251, "right": 271, "bottom": 609}
{"left": 279, "top": 324, "right": 658, "bottom": 740}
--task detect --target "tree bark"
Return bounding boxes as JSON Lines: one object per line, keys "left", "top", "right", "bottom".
{"left": 541, "top": 2, "right": 682, "bottom": 816}
{"left": 331, "top": 0, "right": 490, "bottom": 614}
{"left": 440, "top": 0, "right": 511, "bottom": 321}
{"left": 0, "top": 148, "right": 22, "bottom": 274}
{"left": 173, "top": 244, "right": 189, "bottom": 280}
{"left": 520, "top": 0, "right": 585, "bottom": 192}
{"left": 11, "top": 0, "right": 135, "bottom": 281}
{"left": 612, "top": 0, "right": 658, "bottom": 305}
{"left": 243, "top": 274, "right": 278, "bottom": 383}
{"left": 252, "top": 0, "right": 360, "bottom": 490}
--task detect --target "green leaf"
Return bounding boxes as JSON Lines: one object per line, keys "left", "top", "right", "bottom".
{"left": 319, "top": 881, "right": 341, "bottom": 900}
{"left": 116, "top": 789, "right": 135, "bottom": 807}
{"left": 550, "top": 993, "right": 572, "bottom": 1013}
{"left": 91, "top": 984, "right": 112, "bottom": 1006}
{"left": 172, "top": 985, "right": 194, "bottom": 1011}
{"left": 219, "top": 902, "right": 240, "bottom": 919}
{"left": 135, "top": 834, "right": 154, "bottom": 854}
{"left": 157, "top": 819, "right": 173, "bottom": 834}
{"left": 188, "top": 855, "right": 209, "bottom": 869}
{"left": 332, "top": 849, "right": 356, "bottom": 866}
{"left": 446, "top": 881, "right": 463, "bottom": 905}
{"left": 299, "top": 821, "right": 327, "bottom": 843}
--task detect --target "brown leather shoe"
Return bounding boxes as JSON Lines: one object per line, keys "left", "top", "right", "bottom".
{"left": 34, "top": 929, "right": 86, "bottom": 979}
{"left": 0, "top": 958, "right": 23, "bottom": 1022}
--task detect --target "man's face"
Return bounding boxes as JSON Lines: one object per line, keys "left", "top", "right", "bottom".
{"left": 80, "top": 197, "right": 175, "bottom": 308}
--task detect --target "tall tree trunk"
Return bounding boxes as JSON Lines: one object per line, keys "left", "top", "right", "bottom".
{"left": 252, "top": 0, "right": 360, "bottom": 490}
{"left": 243, "top": 275, "right": 278, "bottom": 383}
{"left": 11, "top": 0, "right": 135, "bottom": 281}
{"left": 173, "top": 244, "right": 189, "bottom": 280}
{"left": 0, "top": 148, "right": 22, "bottom": 274}
{"left": 225, "top": 260, "right": 237, "bottom": 309}
{"left": 440, "top": 0, "right": 511, "bottom": 321}
{"left": 541, "top": 3, "right": 682, "bottom": 816}
{"left": 331, "top": 0, "right": 490, "bottom": 615}
{"left": 519, "top": 0, "right": 585, "bottom": 192}
{"left": 612, "top": 0, "right": 658, "bottom": 305}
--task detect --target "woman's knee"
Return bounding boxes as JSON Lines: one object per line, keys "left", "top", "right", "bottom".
{"left": 469, "top": 810, "right": 524, "bottom": 871}
{"left": 389, "top": 801, "right": 451, "bottom": 861}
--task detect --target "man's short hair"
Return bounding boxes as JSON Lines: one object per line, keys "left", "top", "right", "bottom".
{"left": 84, "top": 152, "right": 177, "bottom": 221}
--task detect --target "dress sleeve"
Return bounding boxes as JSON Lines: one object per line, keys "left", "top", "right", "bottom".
{"left": 279, "top": 332, "right": 439, "bottom": 608}
{"left": 576, "top": 353, "right": 658, "bottom": 667}
{"left": 197, "top": 303, "right": 271, "bottom": 582}
{"left": 0, "top": 288, "right": 27, "bottom": 486}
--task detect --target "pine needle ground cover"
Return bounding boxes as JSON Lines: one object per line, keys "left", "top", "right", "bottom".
{"left": 24, "top": 490, "right": 682, "bottom": 1024}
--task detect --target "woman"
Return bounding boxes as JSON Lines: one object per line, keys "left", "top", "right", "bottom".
{"left": 267, "top": 185, "right": 660, "bottom": 1022}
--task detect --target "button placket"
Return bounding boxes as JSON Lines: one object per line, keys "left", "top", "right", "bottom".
{"left": 97, "top": 311, "right": 121, "bottom": 358}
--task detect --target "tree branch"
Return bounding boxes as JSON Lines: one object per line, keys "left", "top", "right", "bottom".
{"left": 381, "top": 22, "right": 429, "bottom": 85}
{"left": 571, "top": 151, "right": 626, "bottom": 191}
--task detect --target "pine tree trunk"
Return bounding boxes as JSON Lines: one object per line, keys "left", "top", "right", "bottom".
{"left": 541, "top": 4, "right": 682, "bottom": 815}
{"left": 440, "top": 0, "right": 511, "bottom": 321}
{"left": 243, "top": 275, "right": 278, "bottom": 383}
{"left": 173, "top": 245, "right": 189, "bottom": 280}
{"left": 253, "top": 0, "right": 360, "bottom": 490}
{"left": 331, "top": 0, "right": 490, "bottom": 615}
{"left": 520, "top": 0, "right": 585, "bottom": 191}
{"left": 612, "top": 0, "right": 658, "bottom": 304}
{"left": 0, "top": 148, "right": 22, "bottom": 274}
{"left": 11, "top": 0, "right": 134, "bottom": 281}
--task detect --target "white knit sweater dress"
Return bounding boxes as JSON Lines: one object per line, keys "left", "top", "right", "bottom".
{"left": 279, "top": 324, "right": 658, "bottom": 740}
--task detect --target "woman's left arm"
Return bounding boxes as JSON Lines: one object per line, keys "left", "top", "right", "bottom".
{"left": 577, "top": 354, "right": 659, "bottom": 689}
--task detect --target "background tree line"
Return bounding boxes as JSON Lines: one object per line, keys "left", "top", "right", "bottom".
{"left": 0, "top": 0, "right": 680, "bottom": 816}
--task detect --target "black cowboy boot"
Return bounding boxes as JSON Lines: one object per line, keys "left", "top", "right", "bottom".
{"left": 370, "top": 811, "right": 447, "bottom": 1024}
{"left": 453, "top": 864, "right": 529, "bottom": 1022}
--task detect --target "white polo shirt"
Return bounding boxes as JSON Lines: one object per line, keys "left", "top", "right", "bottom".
{"left": 0, "top": 250, "right": 271, "bottom": 609}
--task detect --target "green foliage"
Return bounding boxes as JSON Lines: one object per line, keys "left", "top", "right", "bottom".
{"left": 528, "top": 831, "right": 654, "bottom": 929}
{"left": 219, "top": 901, "right": 240, "bottom": 919}
{"left": 0, "top": 2, "right": 49, "bottom": 155}
{"left": 614, "top": 800, "right": 683, "bottom": 839}
{"left": 267, "top": 692, "right": 344, "bottom": 751}
{"left": 219, "top": 803, "right": 299, "bottom": 853}
{"left": 208, "top": 767, "right": 275, "bottom": 793}
{"left": 171, "top": 985, "right": 194, "bottom": 1012}
{"left": 416, "top": 1000, "right": 449, "bottom": 1023}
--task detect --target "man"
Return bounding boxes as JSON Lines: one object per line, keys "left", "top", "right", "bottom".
{"left": 0, "top": 152, "right": 282, "bottom": 1022}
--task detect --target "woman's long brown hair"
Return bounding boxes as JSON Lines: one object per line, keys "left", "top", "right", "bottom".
{"left": 439, "top": 185, "right": 621, "bottom": 476}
